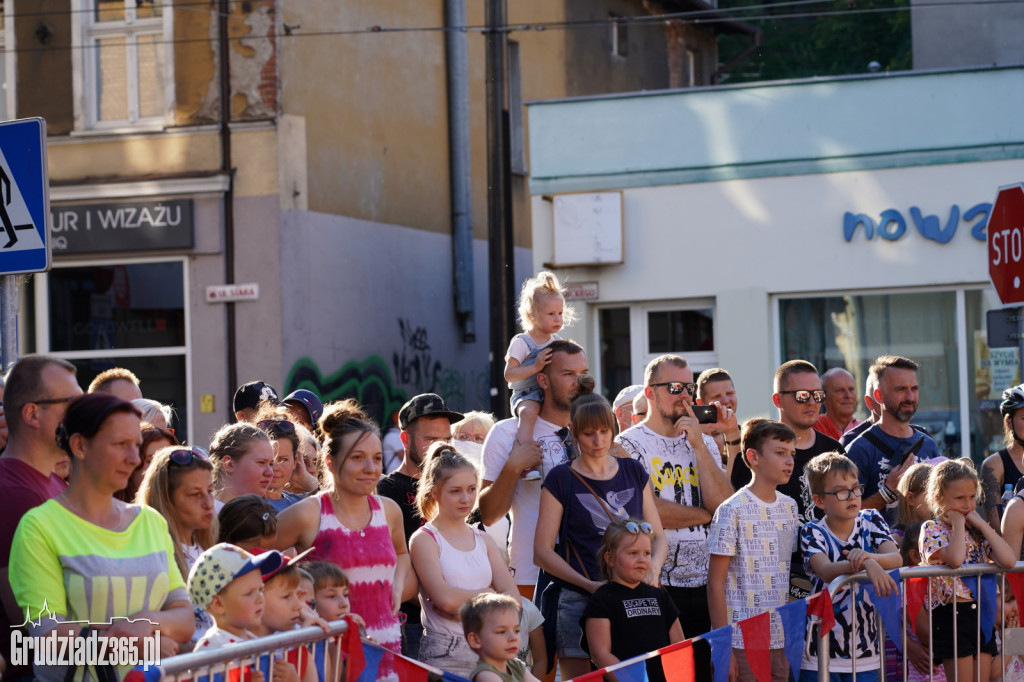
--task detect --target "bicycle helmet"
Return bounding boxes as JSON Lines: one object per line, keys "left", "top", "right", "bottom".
{"left": 1001, "top": 384, "right": 1024, "bottom": 417}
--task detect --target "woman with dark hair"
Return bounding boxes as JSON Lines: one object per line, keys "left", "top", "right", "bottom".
{"left": 136, "top": 444, "right": 216, "bottom": 650}
{"left": 277, "top": 399, "right": 414, "bottom": 681}
{"left": 117, "top": 425, "right": 178, "bottom": 503}
{"left": 10, "top": 393, "right": 193, "bottom": 681}
{"left": 208, "top": 422, "right": 274, "bottom": 507}
{"left": 533, "top": 375, "right": 666, "bottom": 679}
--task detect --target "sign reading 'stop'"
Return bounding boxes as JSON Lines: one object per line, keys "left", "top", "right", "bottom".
{"left": 50, "top": 199, "right": 194, "bottom": 254}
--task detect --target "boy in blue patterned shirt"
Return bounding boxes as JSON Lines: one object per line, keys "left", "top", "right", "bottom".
{"left": 800, "top": 452, "right": 902, "bottom": 682}
{"left": 709, "top": 419, "right": 801, "bottom": 682}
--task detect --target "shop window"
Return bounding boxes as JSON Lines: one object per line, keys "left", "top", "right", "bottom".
{"left": 37, "top": 260, "right": 190, "bottom": 440}
{"left": 75, "top": 0, "right": 170, "bottom": 128}
{"left": 599, "top": 307, "right": 632, "bottom": 402}
{"left": 778, "top": 291, "right": 961, "bottom": 457}
{"left": 648, "top": 308, "right": 714, "bottom": 354}
{"left": 965, "top": 289, "right": 1020, "bottom": 461}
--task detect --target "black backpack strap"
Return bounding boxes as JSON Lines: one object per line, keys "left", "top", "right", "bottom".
{"left": 861, "top": 427, "right": 897, "bottom": 460}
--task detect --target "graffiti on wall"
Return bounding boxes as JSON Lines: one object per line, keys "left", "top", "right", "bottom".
{"left": 285, "top": 356, "right": 407, "bottom": 428}
{"left": 285, "top": 320, "right": 492, "bottom": 426}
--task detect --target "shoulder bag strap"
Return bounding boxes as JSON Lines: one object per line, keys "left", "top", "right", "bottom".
{"left": 567, "top": 465, "right": 616, "bottom": 522}
{"left": 861, "top": 428, "right": 897, "bottom": 459}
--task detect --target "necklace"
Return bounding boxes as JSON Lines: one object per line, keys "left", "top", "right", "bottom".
{"left": 335, "top": 496, "right": 372, "bottom": 537}
{"left": 60, "top": 493, "right": 125, "bottom": 531}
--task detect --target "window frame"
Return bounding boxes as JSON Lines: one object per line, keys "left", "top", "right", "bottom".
{"left": 33, "top": 255, "right": 193, "bottom": 437}
{"left": 71, "top": 0, "right": 175, "bottom": 131}
{"left": 772, "top": 284, "right": 978, "bottom": 461}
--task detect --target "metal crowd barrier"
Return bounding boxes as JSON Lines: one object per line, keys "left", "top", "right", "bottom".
{"left": 821, "top": 562, "right": 1024, "bottom": 682}
{"left": 130, "top": 619, "right": 456, "bottom": 682}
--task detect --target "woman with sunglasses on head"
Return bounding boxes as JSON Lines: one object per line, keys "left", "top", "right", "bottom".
{"left": 276, "top": 399, "right": 414, "bottom": 682}
{"left": 253, "top": 412, "right": 306, "bottom": 512}
{"left": 136, "top": 444, "right": 217, "bottom": 650}
{"left": 533, "top": 375, "right": 666, "bottom": 680}
{"left": 9, "top": 394, "right": 194, "bottom": 682}
{"left": 208, "top": 422, "right": 275, "bottom": 509}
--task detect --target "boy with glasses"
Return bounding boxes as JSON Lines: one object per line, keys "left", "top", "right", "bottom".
{"left": 731, "top": 359, "right": 845, "bottom": 599}
{"left": 798, "top": 452, "right": 901, "bottom": 682}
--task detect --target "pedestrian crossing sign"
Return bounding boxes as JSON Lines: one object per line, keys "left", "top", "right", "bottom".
{"left": 0, "top": 118, "right": 49, "bottom": 275}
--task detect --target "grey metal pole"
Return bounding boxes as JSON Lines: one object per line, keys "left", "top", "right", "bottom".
{"left": 0, "top": 275, "right": 19, "bottom": 368}
{"left": 444, "top": 0, "right": 476, "bottom": 344}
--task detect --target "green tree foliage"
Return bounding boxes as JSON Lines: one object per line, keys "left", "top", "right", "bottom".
{"left": 717, "top": 0, "right": 912, "bottom": 83}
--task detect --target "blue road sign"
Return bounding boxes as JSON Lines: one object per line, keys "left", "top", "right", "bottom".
{"left": 0, "top": 118, "right": 49, "bottom": 274}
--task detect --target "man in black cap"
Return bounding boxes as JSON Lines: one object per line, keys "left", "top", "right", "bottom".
{"left": 233, "top": 380, "right": 280, "bottom": 423}
{"left": 377, "top": 392, "right": 463, "bottom": 658}
{"left": 282, "top": 389, "right": 324, "bottom": 431}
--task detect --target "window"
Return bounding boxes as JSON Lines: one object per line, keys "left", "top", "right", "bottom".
{"left": 779, "top": 291, "right": 962, "bottom": 457}
{"left": 74, "top": 0, "right": 172, "bottom": 129}
{"left": 596, "top": 301, "right": 716, "bottom": 400}
{"left": 35, "top": 259, "right": 192, "bottom": 440}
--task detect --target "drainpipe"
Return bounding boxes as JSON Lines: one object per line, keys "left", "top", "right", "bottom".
{"left": 444, "top": 0, "right": 476, "bottom": 343}
{"left": 218, "top": 0, "right": 238, "bottom": 420}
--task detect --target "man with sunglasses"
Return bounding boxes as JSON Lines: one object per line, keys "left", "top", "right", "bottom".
{"left": 617, "top": 354, "right": 733, "bottom": 682}
{"left": 845, "top": 355, "right": 939, "bottom": 515}
{"left": 730, "top": 359, "right": 844, "bottom": 599}
{"left": 0, "top": 355, "right": 83, "bottom": 679}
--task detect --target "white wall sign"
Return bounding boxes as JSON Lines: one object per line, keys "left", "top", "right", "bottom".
{"left": 550, "top": 191, "right": 623, "bottom": 267}
{"left": 206, "top": 283, "right": 259, "bottom": 303}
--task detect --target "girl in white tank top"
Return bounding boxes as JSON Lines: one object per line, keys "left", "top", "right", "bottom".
{"left": 409, "top": 444, "right": 523, "bottom": 677}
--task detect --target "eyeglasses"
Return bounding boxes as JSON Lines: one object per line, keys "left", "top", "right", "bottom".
{"left": 257, "top": 419, "right": 296, "bottom": 436}
{"left": 169, "top": 446, "right": 211, "bottom": 466}
{"left": 30, "top": 396, "right": 76, "bottom": 406}
{"left": 455, "top": 433, "right": 486, "bottom": 445}
{"left": 625, "top": 521, "right": 654, "bottom": 534}
{"left": 779, "top": 389, "right": 827, "bottom": 404}
{"left": 649, "top": 382, "right": 695, "bottom": 396}
{"left": 817, "top": 485, "right": 865, "bottom": 501}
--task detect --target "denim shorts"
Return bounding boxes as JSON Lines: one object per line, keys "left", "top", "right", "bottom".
{"left": 556, "top": 588, "right": 589, "bottom": 659}
{"left": 418, "top": 630, "right": 479, "bottom": 678}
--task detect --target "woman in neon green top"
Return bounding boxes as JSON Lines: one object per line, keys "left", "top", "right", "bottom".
{"left": 10, "top": 393, "right": 194, "bottom": 682}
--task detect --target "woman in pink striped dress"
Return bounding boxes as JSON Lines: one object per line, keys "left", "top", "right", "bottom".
{"left": 277, "top": 400, "right": 415, "bottom": 680}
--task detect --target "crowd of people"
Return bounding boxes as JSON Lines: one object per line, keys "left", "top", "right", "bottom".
{"left": 0, "top": 271, "right": 1022, "bottom": 682}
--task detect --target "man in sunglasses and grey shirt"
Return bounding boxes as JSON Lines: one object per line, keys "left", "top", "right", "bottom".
{"left": 617, "top": 354, "right": 734, "bottom": 682}
{"left": 731, "top": 359, "right": 845, "bottom": 599}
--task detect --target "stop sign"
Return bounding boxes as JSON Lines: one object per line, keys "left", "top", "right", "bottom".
{"left": 989, "top": 183, "right": 1024, "bottom": 305}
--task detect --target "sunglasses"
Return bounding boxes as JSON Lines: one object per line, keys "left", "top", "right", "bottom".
{"left": 169, "top": 446, "right": 211, "bottom": 466}
{"left": 625, "top": 521, "right": 654, "bottom": 534}
{"left": 257, "top": 419, "right": 297, "bottom": 436}
{"left": 816, "top": 485, "right": 865, "bottom": 501}
{"left": 555, "top": 427, "right": 577, "bottom": 460}
{"left": 649, "top": 382, "right": 696, "bottom": 396}
{"left": 779, "top": 389, "right": 827, "bottom": 404}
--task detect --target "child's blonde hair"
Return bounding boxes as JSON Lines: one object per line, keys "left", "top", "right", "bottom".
{"left": 460, "top": 593, "right": 519, "bottom": 641}
{"left": 598, "top": 518, "right": 652, "bottom": 581}
{"left": 926, "top": 459, "right": 980, "bottom": 518}
{"left": 414, "top": 441, "right": 477, "bottom": 521}
{"left": 517, "top": 271, "right": 577, "bottom": 332}
{"left": 896, "top": 462, "right": 933, "bottom": 527}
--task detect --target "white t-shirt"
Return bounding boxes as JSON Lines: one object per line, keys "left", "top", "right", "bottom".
{"left": 482, "top": 416, "right": 571, "bottom": 585}
{"left": 616, "top": 423, "right": 722, "bottom": 588}
{"left": 708, "top": 487, "right": 799, "bottom": 648}
{"left": 504, "top": 332, "right": 562, "bottom": 363}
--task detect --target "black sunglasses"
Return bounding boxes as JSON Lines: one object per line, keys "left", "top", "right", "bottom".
{"left": 649, "top": 381, "right": 695, "bottom": 395}
{"left": 169, "top": 446, "right": 211, "bottom": 466}
{"left": 257, "top": 419, "right": 297, "bottom": 436}
{"left": 555, "top": 427, "right": 577, "bottom": 460}
{"left": 778, "top": 389, "right": 826, "bottom": 404}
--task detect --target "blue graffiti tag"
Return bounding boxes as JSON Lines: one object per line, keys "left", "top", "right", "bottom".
{"left": 843, "top": 202, "right": 991, "bottom": 243}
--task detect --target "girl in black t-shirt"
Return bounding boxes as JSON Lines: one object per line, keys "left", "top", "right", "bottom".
{"left": 582, "top": 518, "right": 683, "bottom": 681}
